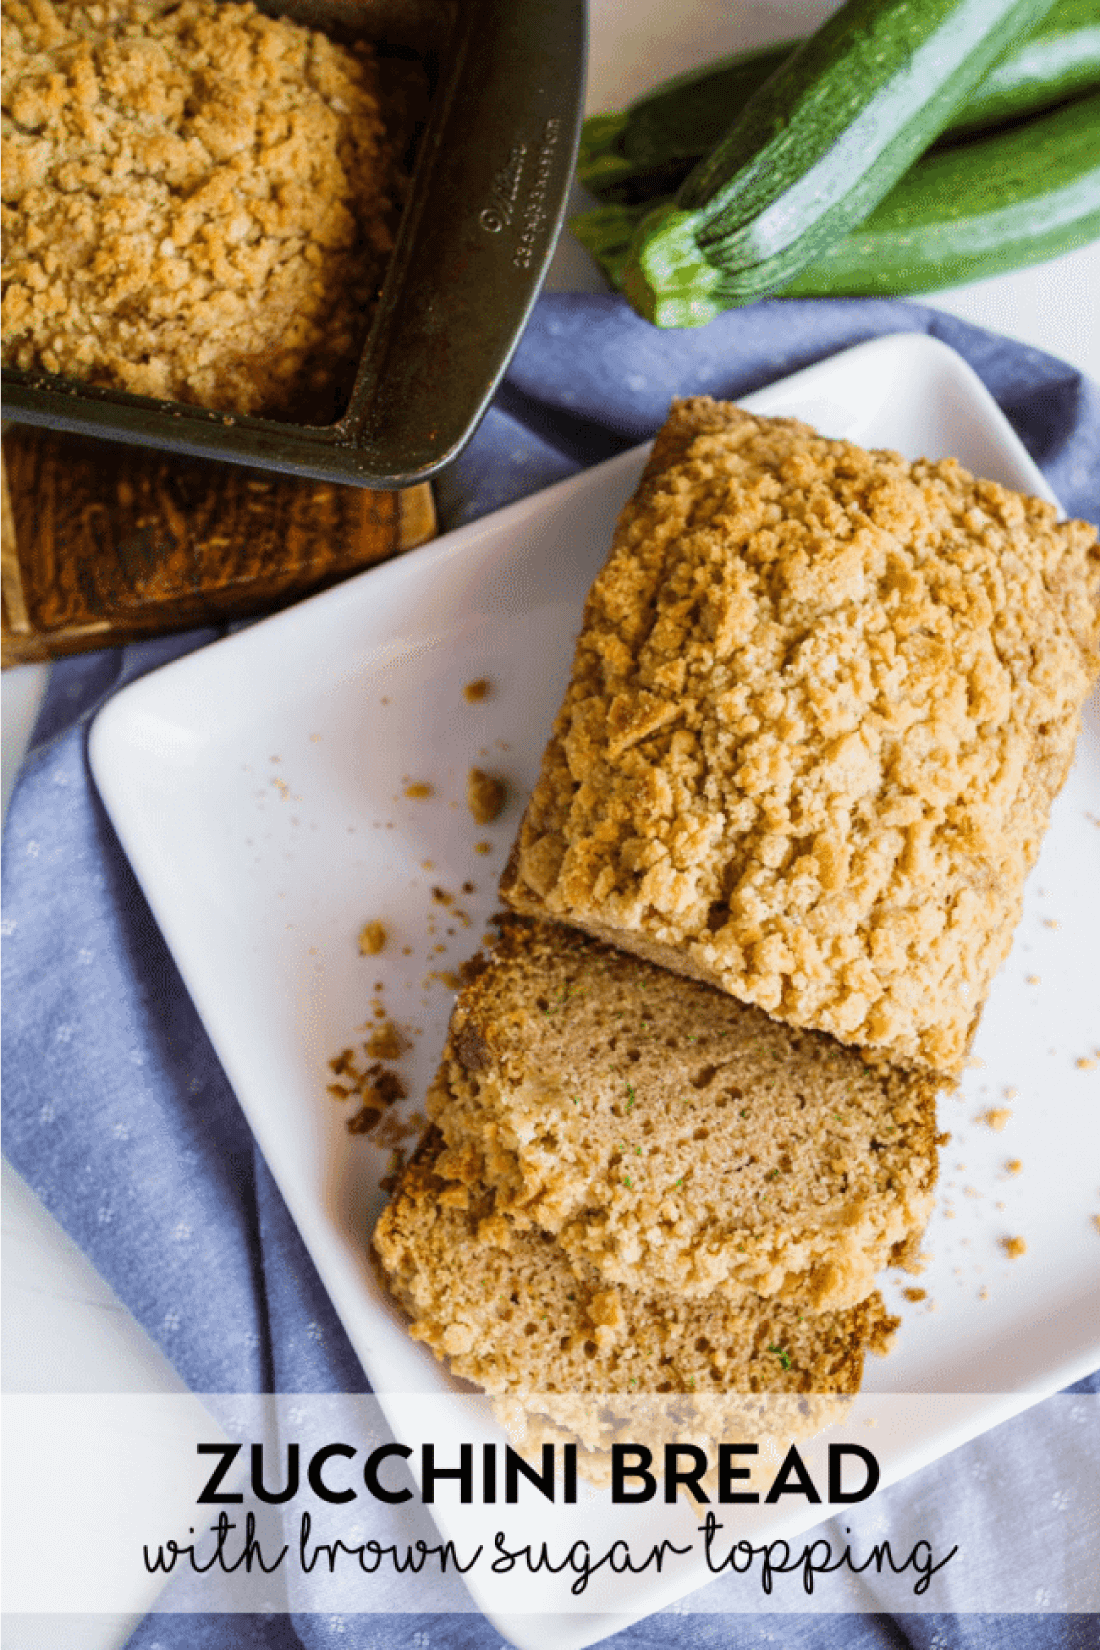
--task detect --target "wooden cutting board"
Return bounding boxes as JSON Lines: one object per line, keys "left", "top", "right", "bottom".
{"left": 1, "top": 425, "right": 436, "bottom": 666}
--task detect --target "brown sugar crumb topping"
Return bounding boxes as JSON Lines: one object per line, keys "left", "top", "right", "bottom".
{"left": 1005, "top": 1158, "right": 1023, "bottom": 1174}
{"left": 467, "top": 768, "right": 507, "bottom": 826}
{"left": 1000, "top": 1235, "right": 1027, "bottom": 1259}
{"left": 358, "top": 920, "right": 387, "bottom": 956}
{"left": 463, "top": 678, "right": 491, "bottom": 703}
{"left": 902, "top": 1287, "right": 927, "bottom": 1303}
{"left": 1, "top": 0, "right": 418, "bottom": 420}
{"left": 980, "top": 1107, "right": 1012, "bottom": 1131}
{"left": 404, "top": 783, "right": 433, "bottom": 800}
{"left": 504, "top": 398, "right": 1100, "bottom": 1076}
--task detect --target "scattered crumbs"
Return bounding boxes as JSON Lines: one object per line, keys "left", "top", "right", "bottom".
{"left": 980, "top": 1107, "right": 1013, "bottom": 1131}
{"left": 1002, "top": 1086, "right": 1018, "bottom": 1100}
{"left": 1000, "top": 1235, "right": 1027, "bottom": 1259}
{"left": 366, "top": 1020, "right": 411, "bottom": 1061}
{"left": 1026, "top": 974, "right": 1040, "bottom": 986}
{"left": 467, "top": 768, "right": 507, "bottom": 825}
{"left": 405, "top": 782, "right": 433, "bottom": 800}
{"left": 462, "top": 881, "right": 476, "bottom": 895}
{"left": 347, "top": 1066, "right": 407, "bottom": 1135}
{"left": 402, "top": 946, "right": 412, "bottom": 956}
{"left": 995, "top": 1200, "right": 1005, "bottom": 1211}
{"left": 431, "top": 887, "right": 454, "bottom": 907}
{"left": 271, "top": 777, "right": 289, "bottom": 798}
{"left": 902, "top": 1287, "right": 926, "bottom": 1303}
{"left": 421, "top": 859, "right": 434, "bottom": 870}
{"left": 427, "top": 970, "right": 463, "bottom": 990}
{"left": 1042, "top": 917, "right": 1060, "bottom": 930}
{"left": 310, "top": 732, "right": 323, "bottom": 743}
{"left": 1075, "top": 1056, "right": 1097, "bottom": 1071}
{"left": 380, "top": 697, "right": 390, "bottom": 705}
{"left": 463, "top": 678, "right": 491, "bottom": 703}
{"left": 978, "top": 1286, "right": 989, "bottom": 1301}
{"left": 374, "top": 1109, "right": 425, "bottom": 1153}
{"left": 474, "top": 841, "right": 493, "bottom": 856}
{"left": 864, "top": 1417, "right": 877, "bottom": 1428}
{"left": 1093, "top": 1215, "right": 1100, "bottom": 1236}
{"left": 379, "top": 1147, "right": 407, "bottom": 1196}
{"left": 358, "top": 920, "right": 387, "bottom": 956}
{"left": 963, "top": 1185, "right": 982, "bottom": 1199}
{"left": 1005, "top": 1159, "right": 1023, "bottom": 1175}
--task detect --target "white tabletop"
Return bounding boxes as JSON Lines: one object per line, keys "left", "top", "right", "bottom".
{"left": 3, "top": 2, "right": 1099, "bottom": 1643}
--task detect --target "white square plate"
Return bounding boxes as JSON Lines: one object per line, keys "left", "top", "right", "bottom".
{"left": 90, "top": 335, "right": 1100, "bottom": 1644}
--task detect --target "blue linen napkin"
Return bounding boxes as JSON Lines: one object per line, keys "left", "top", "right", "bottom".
{"left": 2, "top": 292, "right": 1098, "bottom": 1650}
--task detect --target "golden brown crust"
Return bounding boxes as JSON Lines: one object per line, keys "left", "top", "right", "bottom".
{"left": 427, "top": 915, "right": 940, "bottom": 1310}
{"left": 502, "top": 398, "right": 1100, "bottom": 1076}
{"left": 1, "top": 0, "right": 414, "bottom": 419}
{"left": 372, "top": 1127, "right": 899, "bottom": 1399}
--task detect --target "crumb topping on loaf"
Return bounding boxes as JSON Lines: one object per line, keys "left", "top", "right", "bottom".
{"left": 503, "top": 399, "right": 1100, "bottom": 1075}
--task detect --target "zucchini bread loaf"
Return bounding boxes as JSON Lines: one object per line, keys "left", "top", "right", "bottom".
{"left": 373, "top": 1127, "right": 899, "bottom": 1407}
{"left": 428, "top": 915, "right": 940, "bottom": 1310}
{"left": 502, "top": 399, "right": 1100, "bottom": 1076}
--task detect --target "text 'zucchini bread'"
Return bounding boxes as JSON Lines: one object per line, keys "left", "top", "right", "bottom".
{"left": 501, "top": 398, "right": 1100, "bottom": 1077}
{"left": 372, "top": 1128, "right": 898, "bottom": 1410}
{"left": 426, "top": 916, "right": 940, "bottom": 1312}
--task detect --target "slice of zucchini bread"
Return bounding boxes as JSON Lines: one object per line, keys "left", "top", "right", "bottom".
{"left": 426, "top": 916, "right": 941, "bottom": 1311}
{"left": 502, "top": 398, "right": 1100, "bottom": 1076}
{"left": 372, "top": 1127, "right": 899, "bottom": 1403}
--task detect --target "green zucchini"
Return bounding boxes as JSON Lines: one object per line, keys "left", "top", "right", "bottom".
{"left": 781, "top": 88, "right": 1100, "bottom": 294}
{"left": 947, "top": 0, "right": 1100, "bottom": 130}
{"left": 579, "top": 0, "right": 1100, "bottom": 205}
{"left": 577, "top": 43, "right": 792, "bottom": 202}
{"left": 622, "top": 0, "right": 1063, "bottom": 326}
{"left": 572, "top": 90, "right": 1100, "bottom": 298}
{"left": 571, "top": 200, "right": 652, "bottom": 289}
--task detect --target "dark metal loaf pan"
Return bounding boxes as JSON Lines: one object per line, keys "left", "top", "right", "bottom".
{"left": 1, "top": 0, "right": 586, "bottom": 488}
